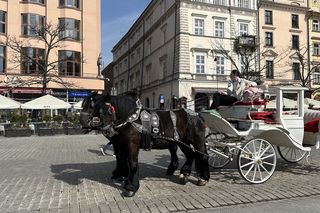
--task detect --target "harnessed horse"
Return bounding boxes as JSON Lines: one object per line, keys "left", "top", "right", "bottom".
{"left": 80, "top": 93, "right": 209, "bottom": 197}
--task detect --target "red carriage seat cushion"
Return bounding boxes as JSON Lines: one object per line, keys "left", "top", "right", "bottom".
{"left": 304, "top": 118, "right": 320, "bottom": 133}
{"left": 248, "top": 111, "right": 275, "bottom": 124}
{"left": 233, "top": 99, "right": 267, "bottom": 106}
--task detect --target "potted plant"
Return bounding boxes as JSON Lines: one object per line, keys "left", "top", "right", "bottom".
{"left": 38, "top": 115, "right": 54, "bottom": 136}
{"left": 4, "top": 112, "right": 31, "bottom": 137}
{"left": 67, "top": 114, "right": 82, "bottom": 135}
{"left": 52, "top": 114, "right": 65, "bottom": 135}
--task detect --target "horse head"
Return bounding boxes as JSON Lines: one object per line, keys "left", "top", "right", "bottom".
{"left": 80, "top": 93, "right": 116, "bottom": 133}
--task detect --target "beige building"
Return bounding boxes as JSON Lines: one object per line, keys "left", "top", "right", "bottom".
{"left": 259, "top": 0, "right": 309, "bottom": 86}
{"left": 0, "top": 0, "right": 102, "bottom": 102}
{"left": 308, "top": 0, "right": 320, "bottom": 97}
{"left": 112, "top": 0, "right": 258, "bottom": 110}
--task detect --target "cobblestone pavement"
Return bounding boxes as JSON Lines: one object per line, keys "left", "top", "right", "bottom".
{"left": 0, "top": 134, "right": 319, "bottom": 213}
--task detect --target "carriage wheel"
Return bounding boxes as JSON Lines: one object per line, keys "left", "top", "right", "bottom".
{"left": 237, "top": 138, "right": 277, "bottom": 184}
{"left": 205, "top": 133, "right": 231, "bottom": 168}
{"left": 277, "top": 146, "right": 307, "bottom": 163}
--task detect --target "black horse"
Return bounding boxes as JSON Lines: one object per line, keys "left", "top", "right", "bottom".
{"left": 80, "top": 93, "right": 210, "bottom": 197}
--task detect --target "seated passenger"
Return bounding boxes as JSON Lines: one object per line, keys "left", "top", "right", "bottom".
{"left": 211, "top": 69, "right": 257, "bottom": 109}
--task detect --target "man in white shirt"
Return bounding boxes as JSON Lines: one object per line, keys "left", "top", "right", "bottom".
{"left": 210, "top": 69, "right": 256, "bottom": 109}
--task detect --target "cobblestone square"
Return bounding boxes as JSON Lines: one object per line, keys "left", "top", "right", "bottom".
{"left": 0, "top": 134, "right": 319, "bottom": 213}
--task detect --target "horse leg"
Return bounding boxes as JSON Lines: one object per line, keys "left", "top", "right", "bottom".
{"left": 166, "top": 145, "right": 179, "bottom": 175}
{"left": 178, "top": 141, "right": 195, "bottom": 185}
{"left": 123, "top": 139, "right": 140, "bottom": 197}
{"left": 193, "top": 132, "right": 210, "bottom": 186}
{"left": 111, "top": 138, "right": 128, "bottom": 181}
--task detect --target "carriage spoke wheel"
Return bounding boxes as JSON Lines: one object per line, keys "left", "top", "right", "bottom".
{"left": 205, "top": 133, "right": 231, "bottom": 168}
{"left": 277, "top": 146, "right": 307, "bottom": 163}
{"left": 237, "top": 138, "right": 276, "bottom": 184}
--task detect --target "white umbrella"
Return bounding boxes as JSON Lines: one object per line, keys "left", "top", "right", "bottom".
{"left": 266, "top": 97, "right": 297, "bottom": 109}
{"left": 73, "top": 100, "right": 83, "bottom": 110}
{"left": 0, "top": 95, "right": 21, "bottom": 109}
{"left": 304, "top": 98, "right": 320, "bottom": 109}
{"left": 21, "top": 94, "right": 71, "bottom": 109}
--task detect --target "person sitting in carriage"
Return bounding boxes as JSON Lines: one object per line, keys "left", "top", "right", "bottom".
{"left": 210, "top": 69, "right": 257, "bottom": 109}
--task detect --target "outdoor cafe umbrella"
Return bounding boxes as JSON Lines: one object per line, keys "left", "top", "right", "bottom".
{"left": 304, "top": 98, "right": 320, "bottom": 109}
{"left": 21, "top": 94, "right": 71, "bottom": 109}
{"left": 0, "top": 95, "right": 21, "bottom": 109}
{"left": 73, "top": 100, "right": 83, "bottom": 110}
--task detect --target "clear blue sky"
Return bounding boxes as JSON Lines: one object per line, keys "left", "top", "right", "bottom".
{"left": 101, "top": 0, "right": 151, "bottom": 68}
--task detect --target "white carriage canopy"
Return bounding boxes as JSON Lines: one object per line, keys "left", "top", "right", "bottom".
{"left": 0, "top": 95, "right": 21, "bottom": 109}
{"left": 21, "top": 94, "right": 71, "bottom": 109}
{"left": 73, "top": 100, "right": 83, "bottom": 110}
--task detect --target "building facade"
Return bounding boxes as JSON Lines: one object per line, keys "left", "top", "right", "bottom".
{"left": 112, "top": 0, "right": 258, "bottom": 110}
{"left": 0, "top": 0, "right": 102, "bottom": 102}
{"left": 259, "top": 0, "right": 308, "bottom": 87}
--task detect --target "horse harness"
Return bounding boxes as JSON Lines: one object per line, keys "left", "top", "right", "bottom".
{"left": 102, "top": 100, "right": 196, "bottom": 150}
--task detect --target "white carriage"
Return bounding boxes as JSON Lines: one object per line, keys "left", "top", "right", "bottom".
{"left": 201, "top": 86, "right": 320, "bottom": 184}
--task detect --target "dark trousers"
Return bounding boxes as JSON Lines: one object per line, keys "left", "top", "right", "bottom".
{"left": 210, "top": 93, "right": 237, "bottom": 109}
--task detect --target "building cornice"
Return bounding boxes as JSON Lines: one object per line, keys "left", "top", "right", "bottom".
{"left": 260, "top": 1, "right": 308, "bottom": 13}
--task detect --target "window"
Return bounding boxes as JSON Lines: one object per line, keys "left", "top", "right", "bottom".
{"left": 21, "top": 47, "right": 45, "bottom": 74}
{"left": 58, "top": 50, "right": 81, "bottom": 76}
{"left": 293, "top": 63, "right": 300, "bottom": 80}
{"left": 266, "top": 60, "right": 274, "bottom": 79}
{"left": 265, "top": 10, "right": 273, "bottom": 25}
{"left": 292, "top": 35, "right": 299, "bottom": 50}
{"left": 161, "top": 25, "right": 167, "bottom": 43}
{"left": 314, "top": 67, "right": 320, "bottom": 84}
{"left": 265, "top": 32, "right": 273, "bottom": 47}
{"left": 238, "top": 0, "right": 250, "bottom": 8}
{"left": 135, "top": 71, "right": 140, "bottom": 87}
{"left": 129, "top": 74, "right": 134, "bottom": 90}
{"left": 59, "top": 0, "right": 80, "bottom": 9}
{"left": 194, "top": 18, "right": 204, "bottom": 35}
{"left": 0, "top": 11, "right": 5, "bottom": 34}
{"left": 314, "top": 43, "right": 320, "bottom": 56}
{"left": 59, "top": 18, "right": 80, "bottom": 40}
{"left": 291, "top": 14, "right": 299, "bottom": 28}
{"left": 216, "top": 56, "right": 225, "bottom": 74}
{"left": 195, "top": 53, "right": 206, "bottom": 74}
{"left": 22, "top": 14, "right": 45, "bottom": 36}
{"left": 145, "top": 64, "right": 152, "bottom": 85}
{"left": 22, "top": 0, "right": 45, "bottom": 4}
{"left": 0, "top": 46, "right": 5, "bottom": 73}
{"left": 239, "top": 23, "right": 248, "bottom": 36}
{"left": 214, "top": 21, "right": 224, "bottom": 37}
{"left": 313, "top": 20, "right": 320, "bottom": 32}
{"left": 160, "top": 57, "right": 168, "bottom": 77}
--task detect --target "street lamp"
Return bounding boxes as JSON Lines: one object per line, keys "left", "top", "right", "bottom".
{"left": 2, "top": 75, "right": 20, "bottom": 98}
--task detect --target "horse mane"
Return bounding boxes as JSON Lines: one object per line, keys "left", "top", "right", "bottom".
{"left": 107, "top": 95, "right": 138, "bottom": 122}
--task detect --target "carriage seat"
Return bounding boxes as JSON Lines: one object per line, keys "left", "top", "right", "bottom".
{"left": 248, "top": 111, "right": 277, "bottom": 124}
{"left": 303, "top": 109, "right": 320, "bottom": 147}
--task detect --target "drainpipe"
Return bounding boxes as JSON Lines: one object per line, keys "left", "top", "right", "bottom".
{"left": 170, "top": 1, "right": 177, "bottom": 109}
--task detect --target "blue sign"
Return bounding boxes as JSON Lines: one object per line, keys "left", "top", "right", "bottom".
{"left": 159, "top": 95, "right": 165, "bottom": 104}
{"left": 68, "top": 91, "right": 91, "bottom": 98}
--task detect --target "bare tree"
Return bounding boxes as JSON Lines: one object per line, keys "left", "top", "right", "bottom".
{"left": 288, "top": 46, "right": 320, "bottom": 89}
{"left": 0, "top": 22, "right": 78, "bottom": 94}
{"left": 211, "top": 35, "right": 289, "bottom": 84}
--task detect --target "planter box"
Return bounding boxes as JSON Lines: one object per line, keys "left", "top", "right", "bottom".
{"left": 38, "top": 128, "right": 55, "bottom": 136}
{"left": 4, "top": 128, "right": 32, "bottom": 137}
{"left": 66, "top": 127, "right": 82, "bottom": 135}
{"left": 53, "top": 128, "right": 67, "bottom": 135}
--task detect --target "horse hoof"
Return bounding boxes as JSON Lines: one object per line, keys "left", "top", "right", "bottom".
{"left": 179, "top": 174, "right": 188, "bottom": 185}
{"left": 122, "top": 190, "right": 135, "bottom": 197}
{"left": 197, "top": 179, "right": 208, "bottom": 186}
